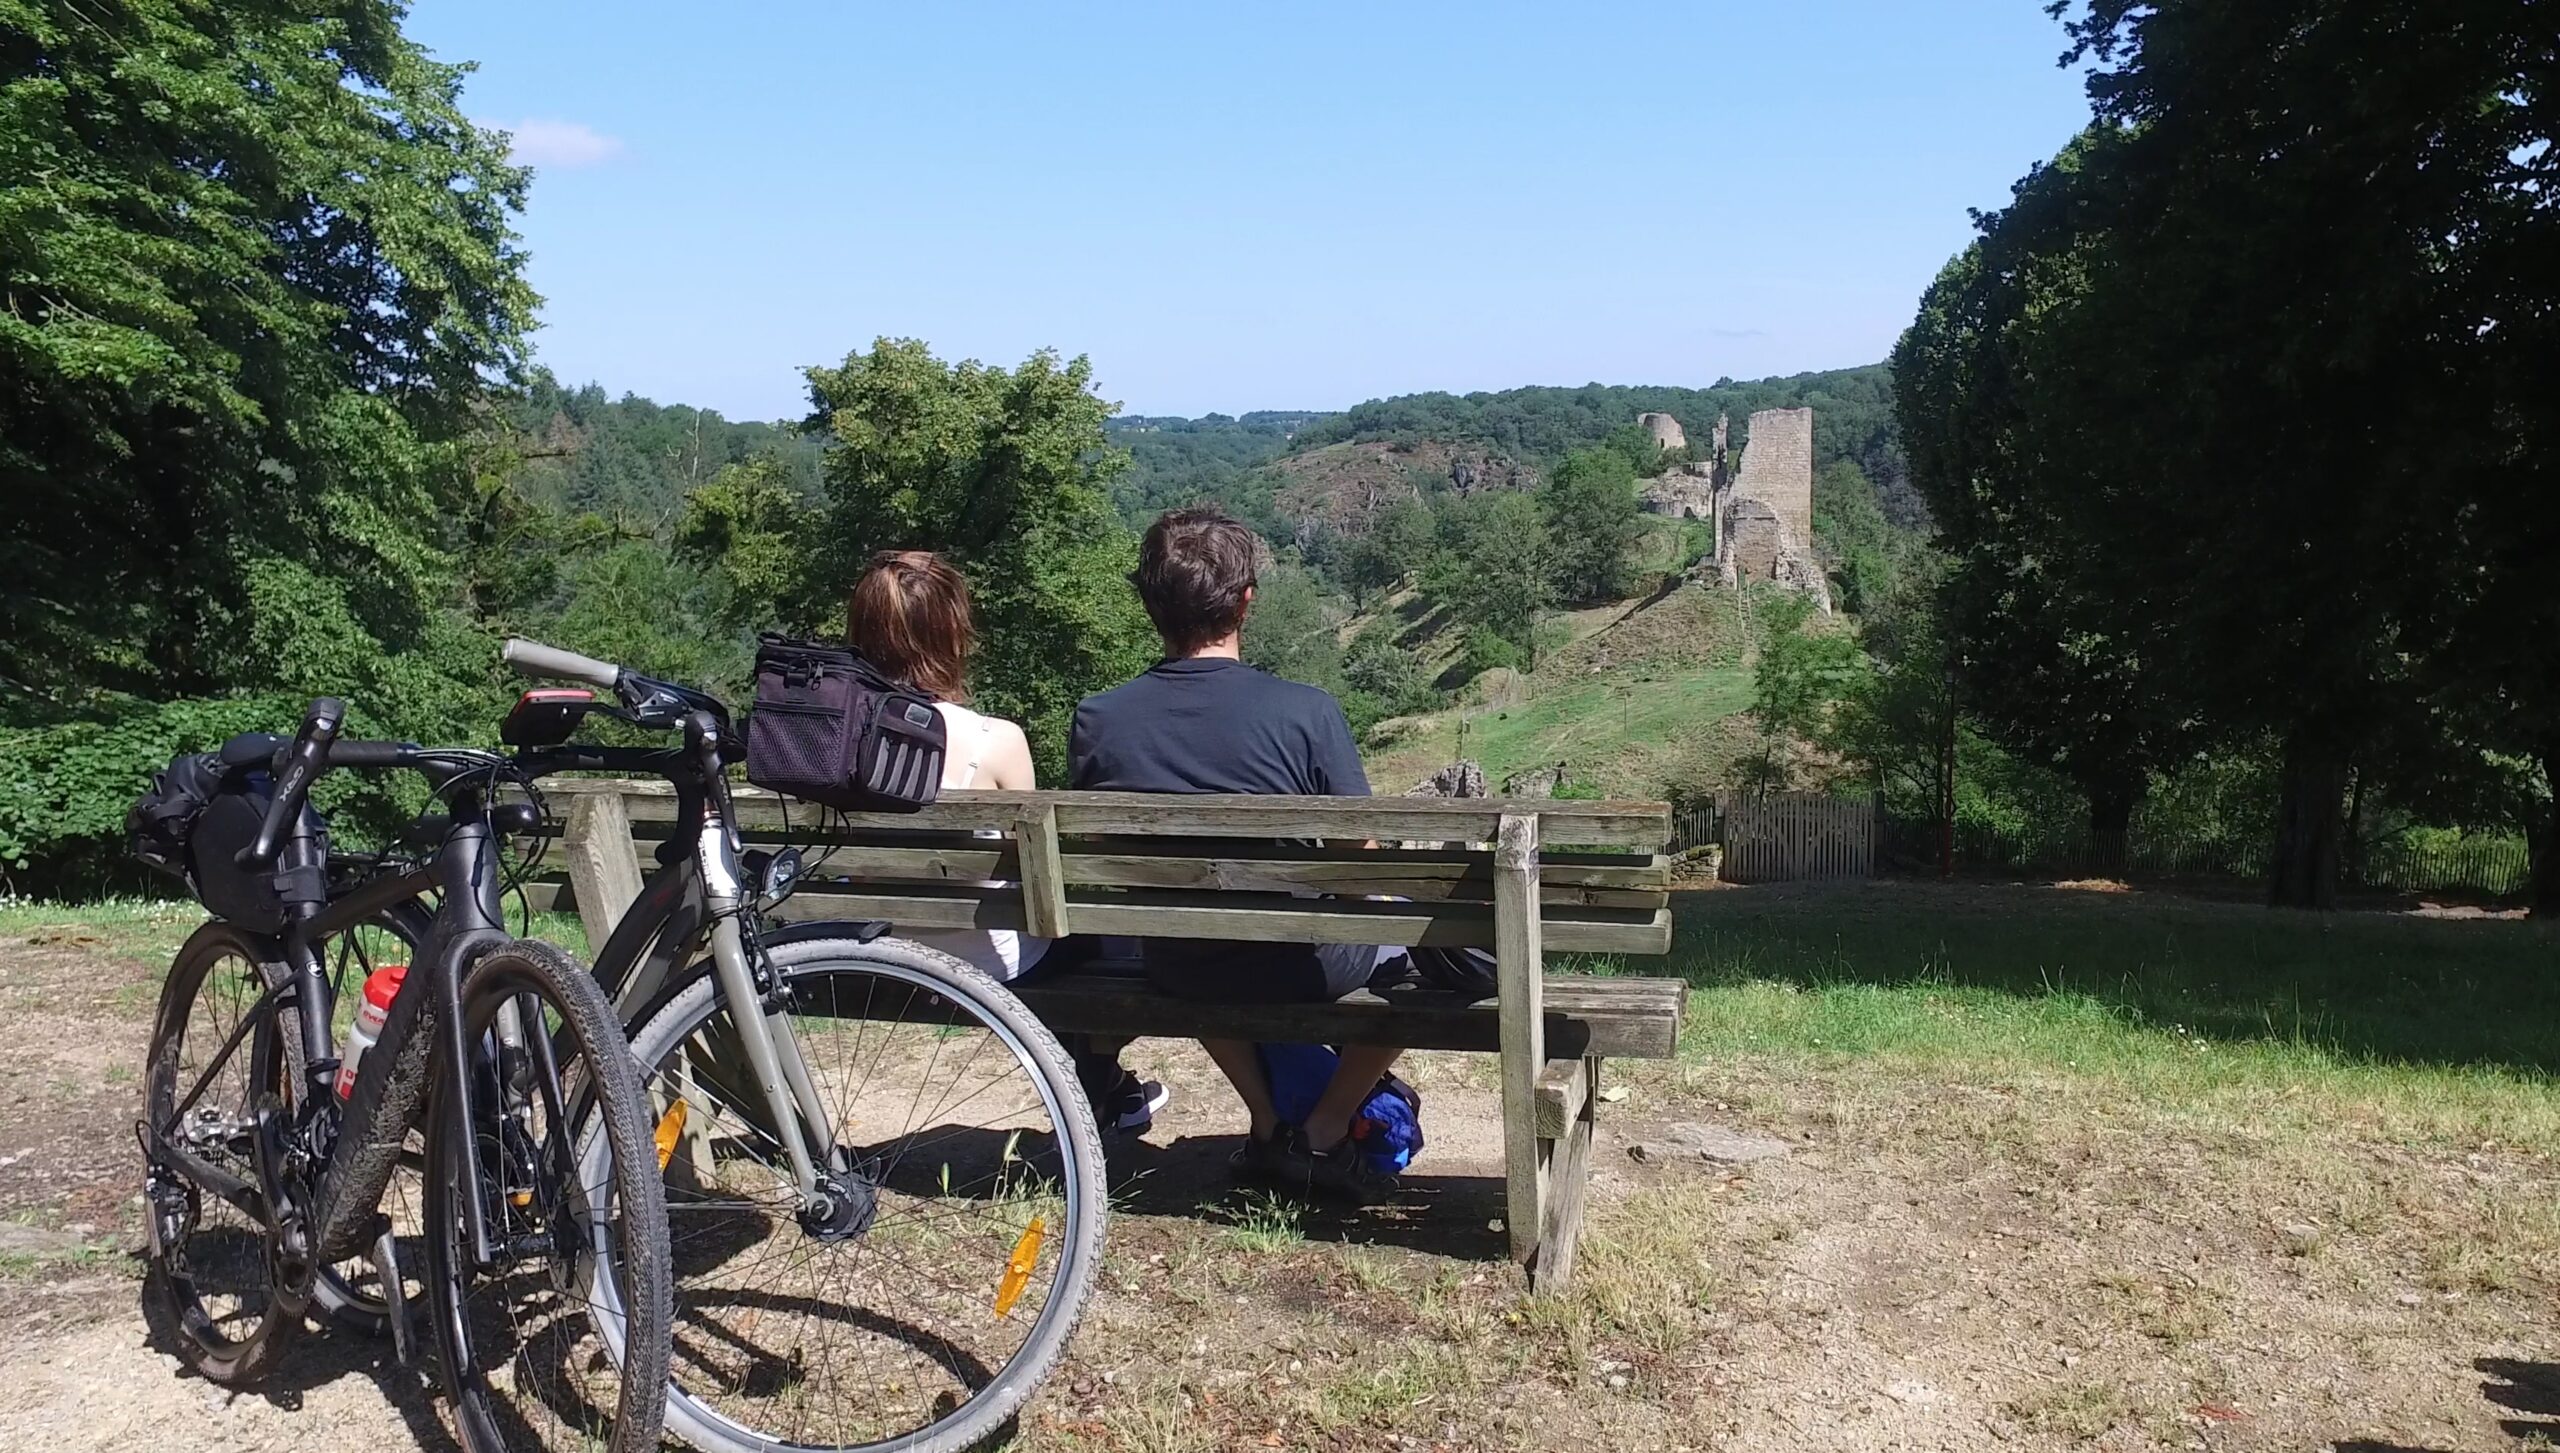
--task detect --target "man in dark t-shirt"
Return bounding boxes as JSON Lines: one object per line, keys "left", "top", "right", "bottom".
{"left": 1068, "top": 508, "right": 1404, "bottom": 1197}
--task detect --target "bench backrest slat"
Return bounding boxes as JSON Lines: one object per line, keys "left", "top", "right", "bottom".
{"left": 540, "top": 777, "right": 1671, "bottom": 849}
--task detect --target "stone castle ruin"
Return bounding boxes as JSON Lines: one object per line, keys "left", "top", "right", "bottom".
{"left": 1639, "top": 405, "right": 1830, "bottom": 613}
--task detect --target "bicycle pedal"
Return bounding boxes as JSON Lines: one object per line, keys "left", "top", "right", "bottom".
{"left": 371, "top": 1228, "right": 418, "bottom": 1368}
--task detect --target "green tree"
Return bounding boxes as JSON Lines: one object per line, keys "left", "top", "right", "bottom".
{"left": 1239, "top": 561, "right": 1344, "bottom": 694}
{"left": 1540, "top": 449, "right": 1643, "bottom": 604}
{"left": 675, "top": 452, "right": 812, "bottom": 633}
{"left": 0, "top": 0, "right": 534, "bottom": 885}
{"left": 1425, "top": 491, "right": 1552, "bottom": 675}
{"left": 1338, "top": 496, "right": 1433, "bottom": 607}
{"left": 799, "top": 339, "right": 1154, "bottom": 774}
{"left": 1811, "top": 459, "right": 1899, "bottom": 614}
{"left": 1897, "top": 0, "right": 2560, "bottom": 909}
{"left": 1826, "top": 568, "right": 1962, "bottom": 875}
{"left": 1339, "top": 622, "right": 1437, "bottom": 737}
{"left": 0, "top": 0, "right": 533, "bottom": 697}
{"left": 1741, "top": 592, "right": 1863, "bottom": 793}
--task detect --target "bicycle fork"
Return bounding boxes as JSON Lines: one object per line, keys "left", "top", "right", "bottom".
{"left": 691, "top": 815, "right": 863, "bottom": 1232}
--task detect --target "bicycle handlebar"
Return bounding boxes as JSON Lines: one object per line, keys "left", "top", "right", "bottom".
{"left": 502, "top": 637, "right": 623, "bottom": 693}
{"left": 239, "top": 697, "right": 343, "bottom": 869}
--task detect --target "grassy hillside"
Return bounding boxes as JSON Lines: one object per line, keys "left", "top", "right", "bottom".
{"left": 1361, "top": 578, "right": 1758, "bottom": 797}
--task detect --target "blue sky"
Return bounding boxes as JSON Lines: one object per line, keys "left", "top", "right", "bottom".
{"left": 408, "top": 2, "right": 2092, "bottom": 422}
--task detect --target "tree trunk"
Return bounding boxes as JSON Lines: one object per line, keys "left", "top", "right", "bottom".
{"left": 2268, "top": 737, "right": 2348, "bottom": 911}
{"left": 2533, "top": 748, "right": 2559, "bottom": 920}
{"left": 2086, "top": 780, "right": 2137, "bottom": 877}
{"left": 2341, "top": 766, "right": 2368, "bottom": 890}
{"left": 1935, "top": 690, "right": 1958, "bottom": 881}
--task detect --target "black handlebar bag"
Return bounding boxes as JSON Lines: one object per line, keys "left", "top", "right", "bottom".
{"left": 744, "top": 635, "right": 947, "bottom": 812}
{"left": 128, "top": 733, "right": 327, "bottom": 932}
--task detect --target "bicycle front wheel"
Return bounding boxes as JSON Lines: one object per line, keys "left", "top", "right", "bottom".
{"left": 602, "top": 934, "right": 1106, "bottom": 1453}
{"left": 423, "top": 940, "right": 673, "bottom": 1453}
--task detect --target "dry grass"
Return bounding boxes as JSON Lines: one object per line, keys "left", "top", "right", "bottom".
{"left": 10, "top": 883, "right": 2560, "bottom": 1451}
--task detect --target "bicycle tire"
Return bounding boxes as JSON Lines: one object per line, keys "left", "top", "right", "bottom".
{"left": 141, "top": 920, "right": 300, "bottom": 1386}
{"left": 600, "top": 933, "right": 1107, "bottom": 1453}
{"left": 422, "top": 939, "right": 673, "bottom": 1453}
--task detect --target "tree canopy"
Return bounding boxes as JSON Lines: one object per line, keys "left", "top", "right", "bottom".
{"left": 799, "top": 340, "right": 1157, "bottom": 776}
{"left": 0, "top": 0, "right": 537, "bottom": 879}
{"left": 1894, "top": 0, "right": 2559, "bottom": 909}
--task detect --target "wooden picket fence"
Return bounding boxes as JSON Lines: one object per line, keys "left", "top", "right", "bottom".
{"left": 1713, "top": 791, "right": 1877, "bottom": 884}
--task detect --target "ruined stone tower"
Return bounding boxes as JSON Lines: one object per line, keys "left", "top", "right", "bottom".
{"left": 1714, "top": 407, "right": 1828, "bottom": 612}
{"left": 1636, "top": 411, "right": 1688, "bottom": 453}
{"left": 1632, "top": 403, "right": 1828, "bottom": 610}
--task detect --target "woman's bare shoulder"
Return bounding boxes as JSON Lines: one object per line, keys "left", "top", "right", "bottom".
{"left": 980, "top": 714, "right": 1039, "bottom": 789}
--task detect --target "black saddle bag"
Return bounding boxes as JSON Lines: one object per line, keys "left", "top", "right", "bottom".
{"left": 743, "top": 634, "right": 947, "bottom": 812}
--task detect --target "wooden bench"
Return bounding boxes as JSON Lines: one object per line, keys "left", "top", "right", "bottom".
{"left": 530, "top": 779, "right": 1685, "bottom": 1291}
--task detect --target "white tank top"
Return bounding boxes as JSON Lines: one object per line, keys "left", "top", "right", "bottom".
{"left": 900, "top": 702, "right": 1047, "bottom": 980}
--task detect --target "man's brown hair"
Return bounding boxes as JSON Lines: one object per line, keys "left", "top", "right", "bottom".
{"left": 1136, "top": 507, "right": 1258, "bottom": 655}
{"left": 846, "top": 550, "right": 974, "bottom": 702}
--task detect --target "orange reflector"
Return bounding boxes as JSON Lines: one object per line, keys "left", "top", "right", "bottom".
{"left": 993, "top": 1216, "right": 1045, "bottom": 1318}
{"left": 654, "top": 1101, "right": 689, "bottom": 1173}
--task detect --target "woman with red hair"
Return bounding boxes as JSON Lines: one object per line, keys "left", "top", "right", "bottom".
{"left": 846, "top": 550, "right": 1166, "bottom": 1129}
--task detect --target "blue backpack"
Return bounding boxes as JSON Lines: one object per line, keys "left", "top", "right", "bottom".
{"left": 1255, "top": 1043, "right": 1424, "bottom": 1176}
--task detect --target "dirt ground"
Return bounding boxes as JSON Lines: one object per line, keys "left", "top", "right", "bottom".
{"left": 1, "top": 920, "right": 2556, "bottom": 1451}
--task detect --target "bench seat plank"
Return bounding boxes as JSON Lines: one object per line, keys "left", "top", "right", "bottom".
{"left": 745, "top": 884, "right": 1671, "bottom": 956}
{"left": 546, "top": 830, "right": 1669, "bottom": 905}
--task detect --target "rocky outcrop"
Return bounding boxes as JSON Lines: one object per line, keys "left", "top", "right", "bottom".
{"left": 1499, "top": 761, "right": 1568, "bottom": 799}
{"left": 1407, "top": 760, "right": 1487, "bottom": 798}
{"left": 1273, "top": 440, "right": 1536, "bottom": 538}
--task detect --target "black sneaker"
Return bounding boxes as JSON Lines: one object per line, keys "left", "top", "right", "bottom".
{"left": 1228, "top": 1126, "right": 1301, "bottom": 1186}
{"left": 1232, "top": 1124, "right": 1397, "bottom": 1204}
{"left": 1100, "top": 1071, "right": 1168, "bottom": 1134}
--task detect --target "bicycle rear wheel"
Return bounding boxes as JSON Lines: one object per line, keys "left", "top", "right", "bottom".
{"left": 601, "top": 934, "right": 1106, "bottom": 1453}
{"left": 142, "top": 921, "right": 298, "bottom": 1386}
{"left": 423, "top": 940, "right": 672, "bottom": 1453}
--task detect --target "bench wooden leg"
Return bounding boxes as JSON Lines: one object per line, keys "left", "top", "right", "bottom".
{"left": 1529, "top": 1055, "right": 1599, "bottom": 1293}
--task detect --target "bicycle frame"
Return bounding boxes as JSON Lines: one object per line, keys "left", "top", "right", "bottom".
{"left": 526, "top": 718, "right": 847, "bottom": 1208}
{"left": 150, "top": 762, "right": 529, "bottom": 1290}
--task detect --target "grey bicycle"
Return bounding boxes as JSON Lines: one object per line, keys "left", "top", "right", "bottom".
{"left": 498, "top": 639, "right": 1108, "bottom": 1453}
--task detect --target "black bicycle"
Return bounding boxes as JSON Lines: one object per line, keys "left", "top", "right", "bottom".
{"left": 138, "top": 696, "right": 673, "bottom": 1453}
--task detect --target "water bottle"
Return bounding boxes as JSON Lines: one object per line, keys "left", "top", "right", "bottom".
{"left": 335, "top": 964, "right": 407, "bottom": 1100}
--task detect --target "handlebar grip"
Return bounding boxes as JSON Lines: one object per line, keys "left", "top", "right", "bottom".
{"left": 238, "top": 697, "right": 343, "bottom": 870}
{"left": 327, "top": 740, "right": 413, "bottom": 768}
{"left": 502, "top": 637, "right": 623, "bottom": 692}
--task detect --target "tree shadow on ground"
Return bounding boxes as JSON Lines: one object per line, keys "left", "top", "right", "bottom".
{"left": 2333, "top": 1358, "right": 2560, "bottom": 1450}
{"left": 2475, "top": 1357, "right": 2560, "bottom": 1442}
{"left": 1658, "top": 880, "right": 2560, "bottom": 1077}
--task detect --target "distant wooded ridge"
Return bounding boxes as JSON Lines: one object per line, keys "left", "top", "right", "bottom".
{"left": 502, "top": 362, "right": 1904, "bottom": 539}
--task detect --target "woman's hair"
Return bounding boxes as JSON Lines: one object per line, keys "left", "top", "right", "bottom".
{"left": 1135, "top": 506, "right": 1259, "bottom": 655}
{"left": 846, "top": 550, "right": 974, "bottom": 702}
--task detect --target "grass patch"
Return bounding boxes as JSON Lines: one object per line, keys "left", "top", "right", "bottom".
{"left": 0, "top": 894, "right": 591, "bottom": 967}
{"left": 1219, "top": 1191, "right": 1304, "bottom": 1254}
{"left": 1370, "top": 661, "right": 1752, "bottom": 791}
{"left": 0, "top": 893, "right": 207, "bottom": 962}
{"left": 1561, "top": 882, "right": 2560, "bottom": 1148}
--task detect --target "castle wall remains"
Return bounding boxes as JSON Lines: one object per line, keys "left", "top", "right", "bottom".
{"left": 1731, "top": 406, "right": 1813, "bottom": 546}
